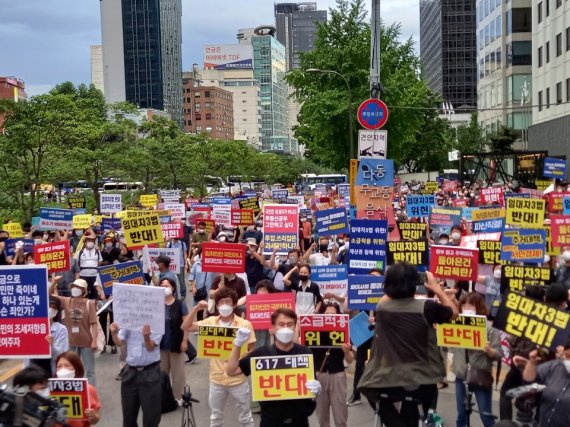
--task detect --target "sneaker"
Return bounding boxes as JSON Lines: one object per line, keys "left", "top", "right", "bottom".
{"left": 185, "top": 356, "right": 198, "bottom": 365}
{"left": 115, "top": 371, "right": 122, "bottom": 381}
{"left": 346, "top": 394, "right": 362, "bottom": 406}
{"left": 176, "top": 399, "right": 184, "bottom": 407}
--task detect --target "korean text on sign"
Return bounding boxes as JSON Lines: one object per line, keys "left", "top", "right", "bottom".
{"left": 347, "top": 274, "right": 385, "bottom": 311}
{"left": 231, "top": 209, "right": 255, "bottom": 226}
{"left": 121, "top": 213, "right": 164, "bottom": 248}
{"left": 201, "top": 242, "right": 246, "bottom": 273}
{"left": 397, "top": 222, "right": 427, "bottom": 240}
{"left": 500, "top": 228, "right": 546, "bottom": 264}
{"left": 251, "top": 354, "right": 315, "bottom": 402}
{"left": 0, "top": 266, "right": 50, "bottom": 358}
{"left": 98, "top": 261, "right": 145, "bottom": 296}
{"left": 299, "top": 314, "right": 349, "bottom": 347}
{"left": 436, "top": 315, "right": 487, "bottom": 350}
{"left": 48, "top": 378, "right": 90, "bottom": 421}
{"left": 550, "top": 214, "right": 570, "bottom": 247}
{"left": 100, "top": 194, "right": 122, "bottom": 215}
{"left": 38, "top": 208, "right": 73, "bottom": 230}
{"left": 315, "top": 207, "right": 349, "bottom": 236}
{"left": 33, "top": 241, "right": 70, "bottom": 274}
{"left": 477, "top": 240, "right": 508, "bottom": 265}
{"left": 471, "top": 208, "right": 505, "bottom": 222}
{"left": 387, "top": 240, "right": 429, "bottom": 266}
{"left": 246, "top": 293, "right": 296, "bottom": 330}
{"left": 505, "top": 198, "right": 545, "bottom": 228}
{"left": 494, "top": 292, "right": 570, "bottom": 350}
{"left": 348, "top": 219, "right": 387, "bottom": 274}
{"left": 500, "top": 265, "right": 553, "bottom": 292}
{"left": 262, "top": 204, "right": 299, "bottom": 255}
{"left": 311, "top": 265, "right": 348, "bottom": 296}
{"left": 406, "top": 195, "right": 435, "bottom": 218}
{"left": 430, "top": 245, "right": 478, "bottom": 281}
{"left": 197, "top": 325, "right": 246, "bottom": 360}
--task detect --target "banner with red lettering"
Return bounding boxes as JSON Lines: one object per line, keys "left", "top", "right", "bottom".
{"left": 299, "top": 314, "right": 350, "bottom": 347}
{"left": 161, "top": 222, "right": 183, "bottom": 240}
{"left": 547, "top": 192, "right": 570, "bottom": 213}
{"left": 480, "top": 187, "right": 504, "bottom": 206}
{"left": 231, "top": 209, "right": 255, "bottom": 226}
{"left": 33, "top": 241, "right": 70, "bottom": 273}
{"left": 550, "top": 214, "right": 570, "bottom": 246}
{"left": 246, "top": 293, "right": 296, "bottom": 329}
{"left": 201, "top": 242, "right": 246, "bottom": 273}
{"left": 194, "top": 218, "right": 216, "bottom": 234}
{"left": 430, "top": 245, "right": 479, "bottom": 281}
{"left": 262, "top": 204, "right": 299, "bottom": 255}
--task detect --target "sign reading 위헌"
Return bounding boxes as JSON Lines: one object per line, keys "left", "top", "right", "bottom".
{"left": 348, "top": 219, "right": 387, "bottom": 274}
{"left": 201, "top": 242, "right": 246, "bottom": 273}
{"left": 246, "top": 293, "right": 296, "bottom": 330}
{"left": 299, "top": 314, "right": 350, "bottom": 347}
{"left": 430, "top": 245, "right": 478, "bottom": 281}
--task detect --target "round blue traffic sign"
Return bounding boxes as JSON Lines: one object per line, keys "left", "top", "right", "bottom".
{"left": 357, "top": 98, "right": 389, "bottom": 130}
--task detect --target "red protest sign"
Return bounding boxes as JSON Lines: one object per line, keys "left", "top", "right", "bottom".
{"left": 194, "top": 218, "right": 216, "bottom": 234}
{"left": 201, "top": 242, "right": 246, "bottom": 273}
{"left": 443, "top": 179, "right": 458, "bottom": 193}
{"left": 246, "top": 293, "right": 296, "bottom": 329}
{"left": 262, "top": 204, "right": 299, "bottom": 254}
{"left": 231, "top": 209, "right": 255, "bottom": 226}
{"left": 430, "top": 245, "right": 479, "bottom": 281}
{"left": 480, "top": 187, "right": 504, "bottom": 206}
{"left": 547, "top": 192, "right": 570, "bottom": 213}
{"left": 452, "top": 198, "right": 467, "bottom": 207}
{"left": 33, "top": 241, "right": 70, "bottom": 273}
{"left": 550, "top": 214, "right": 570, "bottom": 246}
{"left": 161, "top": 222, "right": 183, "bottom": 240}
{"left": 460, "top": 232, "right": 501, "bottom": 249}
{"left": 48, "top": 378, "right": 90, "bottom": 422}
{"left": 299, "top": 314, "right": 350, "bottom": 347}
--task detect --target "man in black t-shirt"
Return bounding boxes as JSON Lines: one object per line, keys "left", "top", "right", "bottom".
{"left": 226, "top": 308, "right": 321, "bottom": 427}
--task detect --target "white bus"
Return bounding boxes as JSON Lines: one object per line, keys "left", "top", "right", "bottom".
{"left": 297, "top": 173, "right": 348, "bottom": 190}
{"left": 102, "top": 181, "right": 144, "bottom": 192}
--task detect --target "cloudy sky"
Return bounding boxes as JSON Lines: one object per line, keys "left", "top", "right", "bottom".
{"left": 0, "top": 0, "right": 419, "bottom": 96}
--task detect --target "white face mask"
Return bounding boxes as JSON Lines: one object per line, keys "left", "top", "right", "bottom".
{"left": 563, "top": 359, "right": 570, "bottom": 374}
{"left": 438, "top": 239, "right": 448, "bottom": 245}
{"left": 218, "top": 304, "right": 234, "bottom": 317}
{"left": 85, "top": 241, "right": 95, "bottom": 249}
{"left": 544, "top": 255, "right": 551, "bottom": 264}
{"left": 493, "top": 269, "right": 502, "bottom": 279}
{"left": 562, "top": 251, "right": 570, "bottom": 262}
{"left": 164, "top": 287, "right": 173, "bottom": 297}
{"left": 56, "top": 368, "right": 76, "bottom": 379}
{"left": 35, "top": 388, "right": 50, "bottom": 398}
{"left": 451, "top": 232, "right": 461, "bottom": 240}
{"left": 49, "top": 308, "right": 58, "bottom": 319}
{"left": 71, "top": 288, "right": 83, "bottom": 298}
{"left": 462, "top": 309, "right": 477, "bottom": 316}
{"left": 275, "top": 327, "right": 295, "bottom": 344}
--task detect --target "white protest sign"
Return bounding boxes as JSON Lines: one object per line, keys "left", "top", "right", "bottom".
{"left": 112, "top": 283, "right": 165, "bottom": 334}
{"left": 358, "top": 130, "right": 387, "bottom": 159}
{"left": 159, "top": 190, "right": 180, "bottom": 203}
{"left": 143, "top": 247, "right": 182, "bottom": 274}
{"left": 100, "top": 194, "right": 122, "bottom": 215}
{"left": 212, "top": 209, "right": 231, "bottom": 226}
{"left": 164, "top": 203, "right": 185, "bottom": 219}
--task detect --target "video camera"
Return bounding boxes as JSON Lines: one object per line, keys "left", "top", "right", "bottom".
{"left": 506, "top": 383, "right": 546, "bottom": 427}
{"left": 0, "top": 384, "right": 68, "bottom": 427}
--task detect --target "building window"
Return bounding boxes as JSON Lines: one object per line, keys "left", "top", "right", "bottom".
{"left": 567, "top": 27, "right": 570, "bottom": 51}
{"left": 512, "top": 41, "right": 532, "bottom": 65}
{"left": 546, "top": 42, "right": 550, "bottom": 62}
{"left": 205, "top": 91, "right": 210, "bottom": 98}
{"left": 538, "top": 2, "right": 543, "bottom": 23}
{"left": 205, "top": 126, "right": 212, "bottom": 133}
{"left": 546, "top": 0, "right": 549, "bottom": 16}
{"left": 538, "top": 46, "right": 543, "bottom": 67}
{"left": 196, "top": 126, "right": 201, "bottom": 132}
{"left": 557, "top": 0, "right": 562, "bottom": 8}
{"left": 546, "top": 87, "right": 550, "bottom": 108}
{"left": 205, "top": 113, "right": 212, "bottom": 120}
{"left": 196, "top": 114, "right": 201, "bottom": 120}
{"left": 567, "top": 78, "right": 570, "bottom": 101}
{"left": 508, "top": 8, "right": 531, "bottom": 33}
{"left": 538, "top": 90, "right": 543, "bottom": 111}
{"left": 194, "top": 92, "right": 201, "bottom": 98}
{"left": 557, "top": 33, "right": 562, "bottom": 56}
{"left": 557, "top": 82, "right": 562, "bottom": 104}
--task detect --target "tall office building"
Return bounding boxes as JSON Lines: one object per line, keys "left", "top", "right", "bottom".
{"left": 90, "top": 45, "right": 105, "bottom": 94}
{"left": 528, "top": 0, "right": 570, "bottom": 175}
{"left": 274, "top": 2, "right": 327, "bottom": 71}
{"left": 100, "top": 0, "right": 183, "bottom": 127}
{"left": 476, "top": 0, "right": 532, "bottom": 141}
{"left": 420, "top": 0, "right": 478, "bottom": 109}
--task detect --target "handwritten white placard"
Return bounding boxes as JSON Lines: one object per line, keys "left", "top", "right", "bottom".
{"left": 112, "top": 283, "right": 165, "bottom": 334}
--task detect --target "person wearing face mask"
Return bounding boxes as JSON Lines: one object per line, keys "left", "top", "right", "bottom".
{"left": 50, "top": 278, "right": 98, "bottom": 386}
{"left": 75, "top": 231, "right": 104, "bottom": 301}
{"left": 449, "top": 226, "right": 463, "bottom": 246}
{"left": 55, "top": 351, "right": 102, "bottom": 426}
{"left": 287, "top": 264, "right": 323, "bottom": 315}
{"left": 69, "top": 229, "right": 83, "bottom": 252}
{"left": 450, "top": 292, "right": 502, "bottom": 427}
{"left": 244, "top": 238, "right": 267, "bottom": 294}
{"left": 12, "top": 365, "right": 51, "bottom": 399}
{"left": 514, "top": 341, "right": 570, "bottom": 427}
{"left": 29, "top": 296, "right": 69, "bottom": 376}
{"left": 226, "top": 307, "right": 321, "bottom": 427}
{"left": 476, "top": 264, "right": 503, "bottom": 318}
{"left": 269, "top": 248, "right": 301, "bottom": 291}
{"left": 437, "top": 233, "right": 450, "bottom": 246}
{"left": 304, "top": 238, "right": 338, "bottom": 266}
{"left": 167, "top": 236, "right": 189, "bottom": 301}
{"left": 151, "top": 255, "right": 180, "bottom": 293}
{"left": 182, "top": 288, "right": 256, "bottom": 427}
{"left": 101, "top": 236, "right": 121, "bottom": 265}
{"left": 158, "top": 278, "right": 189, "bottom": 404}
{"left": 191, "top": 221, "right": 210, "bottom": 249}
{"left": 555, "top": 250, "right": 570, "bottom": 289}
{"left": 188, "top": 245, "right": 212, "bottom": 321}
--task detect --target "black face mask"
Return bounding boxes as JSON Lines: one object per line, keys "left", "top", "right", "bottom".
{"left": 0, "top": 237, "right": 7, "bottom": 243}
{"left": 299, "top": 275, "right": 309, "bottom": 282}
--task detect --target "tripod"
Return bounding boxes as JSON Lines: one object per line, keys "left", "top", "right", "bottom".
{"left": 180, "top": 385, "right": 199, "bottom": 427}
{"left": 462, "top": 382, "right": 497, "bottom": 427}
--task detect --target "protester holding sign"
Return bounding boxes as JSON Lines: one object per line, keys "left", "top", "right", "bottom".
{"left": 289, "top": 264, "right": 323, "bottom": 315}
{"left": 75, "top": 231, "right": 103, "bottom": 301}
{"left": 450, "top": 293, "right": 502, "bottom": 427}
{"left": 181, "top": 288, "right": 256, "bottom": 427}
{"left": 54, "top": 351, "right": 101, "bottom": 426}
{"left": 226, "top": 307, "right": 321, "bottom": 427}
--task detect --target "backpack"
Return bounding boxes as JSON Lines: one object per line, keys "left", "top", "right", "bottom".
{"left": 160, "top": 371, "right": 179, "bottom": 413}
{"left": 77, "top": 248, "right": 102, "bottom": 299}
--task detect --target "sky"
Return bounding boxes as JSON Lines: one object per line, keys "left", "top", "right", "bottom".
{"left": 0, "top": 0, "right": 419, "bottom": 97}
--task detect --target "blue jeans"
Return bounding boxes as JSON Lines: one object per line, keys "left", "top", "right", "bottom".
{"left": 71, "top": 345, "right": 96, "bottom": 386}
{"left": 455, "top": 378, "right": 495, "bottom": 427}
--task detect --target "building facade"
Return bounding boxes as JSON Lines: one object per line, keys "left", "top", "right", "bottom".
{"left": 477, "top": 0, "right": 532, "bottom": 141}
{"left": 528, "top": 0, "right": 570, "bottom": 174}
{"left": 274, "top": 2, "right": 327, "bottom": 71}
{"left": 90, "top": 45, "right": 105, "bottom": 94}
{"left": 100, "top": 0, "right": 183, "bottom": 127}
{"left": 420, "top": 0, "right": 478, "bottom": 109}
{"left": 0, "top": 76, "right": 27, "bottom": 130}
{"left": 182, "top": 73, "right": 234, "bottom": 140}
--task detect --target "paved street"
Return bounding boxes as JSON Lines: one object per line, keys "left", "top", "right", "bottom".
{"left": 92, "top": 338, "right": 498, "bottom": 427}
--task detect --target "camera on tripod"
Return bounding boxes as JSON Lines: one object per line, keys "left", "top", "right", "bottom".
{"left": 506, "top": 383, "right": 546, "bottom": 427}
{"left": 180, "top": 385, "right": 199, "bottom": 427}
{"left": 0, "top": 384, "right": 68, "bottom": 427}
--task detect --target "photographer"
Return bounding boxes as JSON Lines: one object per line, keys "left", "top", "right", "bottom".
{"left": 515, "top": 342, "right": 570, "bottom": 427}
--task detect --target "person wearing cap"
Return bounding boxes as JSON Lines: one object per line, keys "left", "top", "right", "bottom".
{"left": 50, "top": 277, "right": 99, "bottom": 386}
{"left": 244, "top": 238, "right": 267, "bottom": 295}
{"left": 75, "top": 230, "right": 104, "bottom": 300}
{"left": 151, "top": 255, "right": 180, "bottom": 294}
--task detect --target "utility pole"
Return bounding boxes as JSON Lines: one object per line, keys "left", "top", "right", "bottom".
{"left": 369, "top": 0, "right": 383, "bottom": 99}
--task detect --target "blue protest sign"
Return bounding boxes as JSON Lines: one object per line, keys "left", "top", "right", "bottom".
{"left": 504, "top": 192, "right": 531, "bottom": 200}
{"left": 355, "top": 159, "right": 394, "bottom": 187}
{"left": 5, "top": 239, "right": 35, "bottom": 257}
{"left": 311, "top": 265, "right": 348, "bottom": 296}
{"left": 347, "top": 274, "right": 385, "bottom": 311}
{"left": 349, "top": 311, "right": 374, "bottom": 347}
{"left": 472, "top": 218, "right": 505, "bottom": 233}
{"left": 563, "top": 197, "right": 570, "bottom": 215}
{"left": 0, "top": 265, "right": 51, "bottom": 358}
{"left": 406, "top": 195, "right": 435, "bottom": 218}
{"left": 98, "top": 260, "right": 145, "bottom": 296}
{"left": 159, "top": 216, "right": 172, "bottom": 224}
{"left": 543, "top": 157, "right": 567, "bottom": 179}
{"left": 500, "top": 228, "right": 546, "bottom": 264}
{"left": 338, "top": 184, "right": 350, "bottom": 200}
{"left": 271, "top": 189, "right": 289, "bottom": 200}
{"left": 101, "top": 217, "right": 122, "bottom": 231}
{"left": 300, "top": 208, "right": 313, "bottom": 220}
{"left": 38, "top": 208, "right": 73, "bottom": 230}
{"left": 348, "top": 219, "right": 387, "bottom": 274}
{"left": 315, "top": 208, "right": 349, "bottom": 236}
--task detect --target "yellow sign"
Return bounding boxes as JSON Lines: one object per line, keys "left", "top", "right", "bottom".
{"left": 93, "top": 215, "right": 104, "bottom": 225}
{"left": 139, "top": 194, "right": 158, "bottom": 208}
{"left": 506, "top": 198, "right": 545, "bottom": 228}
{"left": 436, "top": 315, "right": 487, "bottom": 350}
{"left": 423, "top": 181, "right": 439, "bottom": 194}
{"left": 3, "top": 222, "right": 24, "bottom": 238}
{"left": 471, "top": 208, "right": 505, "bottom": 222}
{"left": 251, "top": 354, "right": 315, "bottom": 402}
{"left": 349, "top": 159, "right": 358, "bottom": 205}
{"left": 72, "top": 214, "right": 92, "bottom": 230}
{"left": 121, "top": 213, "right": 163, "bottom": 247}
{"left": 535, "top": 180, "right": 551, "bottom": 191}
{"left": 197, "top": 326, "right": 246, "bottom": 360}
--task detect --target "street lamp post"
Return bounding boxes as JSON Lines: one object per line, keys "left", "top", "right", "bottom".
{"left": 306, "top": 68, "right": 354, "bottom": 160}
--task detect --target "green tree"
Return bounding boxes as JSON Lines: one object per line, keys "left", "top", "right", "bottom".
{"left": 454, "top": 112, "right": 488, "bottom": 154}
